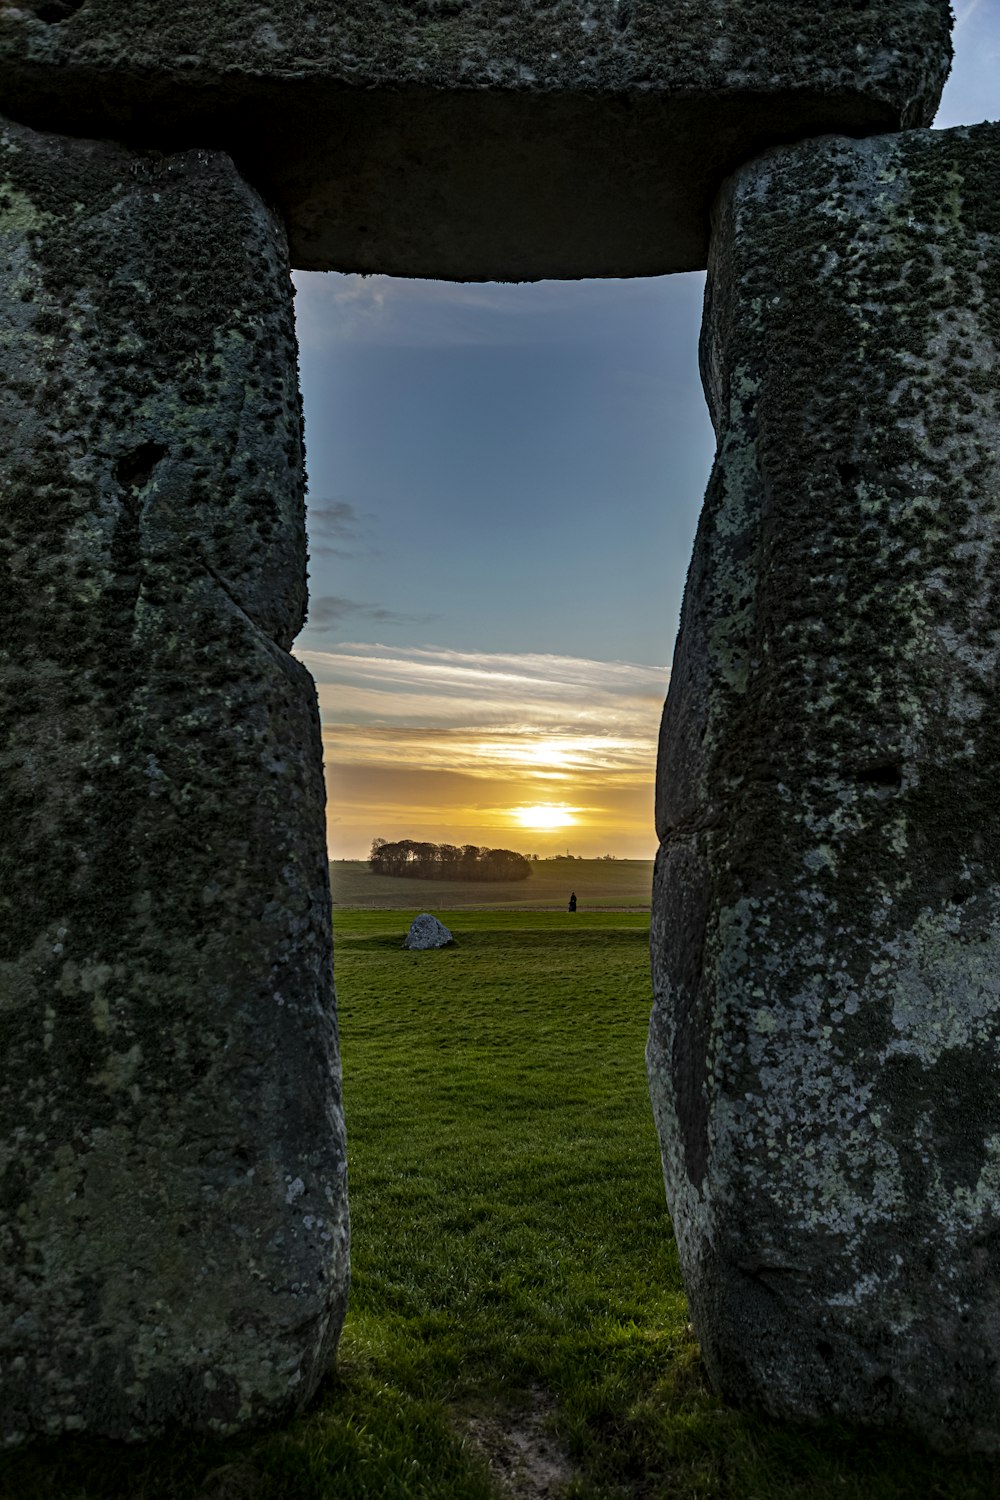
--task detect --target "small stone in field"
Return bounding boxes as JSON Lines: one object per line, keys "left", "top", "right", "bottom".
{"left": 404, "top": 914, "right": 454, "bottom": 950}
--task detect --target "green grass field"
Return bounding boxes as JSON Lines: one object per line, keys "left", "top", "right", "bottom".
{"left": 330, "top": 858, "right": 654, "bottom": 910}
{"left": 2, "top": 911, "right": 997, "bottom": 1499}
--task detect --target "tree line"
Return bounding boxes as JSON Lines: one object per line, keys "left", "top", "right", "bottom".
{"left": 369, "top": 838, "right": 532, "bottom": 882}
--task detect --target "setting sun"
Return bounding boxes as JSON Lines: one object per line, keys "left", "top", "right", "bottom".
{"left": 511, "top": 804, "right": 578, "bottom": 831}
{"left": 303, "top": 645, "right": 663, "bottom": 857}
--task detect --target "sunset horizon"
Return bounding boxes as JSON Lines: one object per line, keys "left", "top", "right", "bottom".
{"left": 295, "top": 641, "right": 666, "bottom": 860}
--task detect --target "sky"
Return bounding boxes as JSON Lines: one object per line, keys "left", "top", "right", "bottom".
{"left": 292, "top": 1, "right": 999, "bottom": 861}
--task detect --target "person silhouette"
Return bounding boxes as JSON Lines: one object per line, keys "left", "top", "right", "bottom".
{"left": 568, "top": 891, "right": 577, "bottom": 913}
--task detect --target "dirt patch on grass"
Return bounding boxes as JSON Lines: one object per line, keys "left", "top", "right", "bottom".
{"left": 195, "top": 1462, "right": 264, "bottom": 1500}
{"left": 463, "top": 1390, "right": 574, "bottom": 1499}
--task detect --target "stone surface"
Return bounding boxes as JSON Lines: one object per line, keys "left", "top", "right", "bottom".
{"left": 404, "top": 914, "right": 454, "bottom": 950}
{"left": 0, "top": 2, "right": 951, "bottom": 277}
{"left": 0, "top": 115, "right": 348, "bottom": 1441}
{"left": 649, "top": 122, "right": 1000, "bottom": 1450}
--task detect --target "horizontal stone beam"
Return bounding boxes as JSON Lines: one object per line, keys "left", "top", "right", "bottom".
{"left": 0, "top": 115, "right": 348, "bottom": 1441}
{"left": 649, "top": 120, "right": 1000, "bottom": 1450}
{"left": 0, "top": 1, "right": 952, "bottom": 277}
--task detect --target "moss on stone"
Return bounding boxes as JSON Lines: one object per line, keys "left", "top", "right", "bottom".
{"left": 0, "top": 1, "right": 952, "bottom": 275}
{"left": 650, "top": 123, "right": 1000, "bottom": 1451}
{"left": 0, "top": 115, "right": 348, "bottom": 1444}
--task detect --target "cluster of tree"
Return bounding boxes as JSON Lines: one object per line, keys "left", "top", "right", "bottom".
{"left": 369, "top": 838, "right": 532, "bottom": 882}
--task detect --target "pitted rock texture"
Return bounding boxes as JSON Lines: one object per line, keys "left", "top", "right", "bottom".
{"left": 404, "top": 914, "right": 454, "bottom": 950}
{"left": 0, "top": 116, "right": 348, "bottom": 1442}
{"left": 649, "top": 122, "right": 1000, "bottom": 1451}
{"left": 0, "top": 2, "right": 951, "bottom": 277}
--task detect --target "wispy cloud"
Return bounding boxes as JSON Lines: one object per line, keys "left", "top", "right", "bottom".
{"left": 304, "top": 597, "right": 438, "bottom": 630}
{"left": 293, "top": 642, "right": 666, "bottom": 857}
{"left": 305, "top": 498, "right": 375, "bottom": 559}
{"left": 954, "top": 0, "right": 987, "bottom": 29}
{"left": 297, "top": 643, "right": 666, "bottom": 734}
{"left": 323, "top": 722, "right": 655, "bottom": 788}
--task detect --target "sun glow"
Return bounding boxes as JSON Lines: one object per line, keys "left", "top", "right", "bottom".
{"left": 511, "top": 804, "right": 578, "bottom": 831}
{"left": 469, "top": 735, "right": 623, "bottom": 778}
{"left": 298, "top": 644, "right": 664, "bottom": 856}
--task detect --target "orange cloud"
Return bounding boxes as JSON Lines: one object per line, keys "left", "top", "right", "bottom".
{"left": 295, "top": 644, "right": 667, "bottom": 858}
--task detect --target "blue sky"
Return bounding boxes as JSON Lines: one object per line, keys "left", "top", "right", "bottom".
{"left": 293, "top": 1, "right": 999, "bottom": 859}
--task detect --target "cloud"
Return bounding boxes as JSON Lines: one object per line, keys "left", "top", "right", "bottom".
{"left": 305, "top": 497, "right": 374, "bottom": 559}
{"left": 296, "top": 641, "right": 666, "bottom": 779}
{"left": 292, "top": 642, "right": 666, "bottom": 857}
{"left": 304, "top": 598, "right": 439, "bottom": 630}
{"left": 298, "top": 642, "right": 666, "bottom": 729}
{"left": 954, "top": 0, "right": 986, "bottom": 28}
{"left": 302, "top": 642, "right": 667, "bottom": 687}
{"left": 322, "top": 722, "right": 656, "bottom": 787}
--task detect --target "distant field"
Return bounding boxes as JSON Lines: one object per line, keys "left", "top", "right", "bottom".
{"left": 330, "top": 856, "right": 653, "bottom": 910}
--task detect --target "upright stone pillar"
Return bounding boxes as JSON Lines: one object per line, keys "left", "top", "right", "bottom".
{"left": 649, "top": 123, "right": 1000, "bottom": 1449}
{"left": 0, "top": 117, "right": 348, "bottom": 1441}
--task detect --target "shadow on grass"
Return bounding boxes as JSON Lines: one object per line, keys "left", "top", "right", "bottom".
{"left": 4, "top": 1356, "right": 1000, "bottom": 1500}
{"left": 0, "top": 1369, "right": 497, "bottom": 1500}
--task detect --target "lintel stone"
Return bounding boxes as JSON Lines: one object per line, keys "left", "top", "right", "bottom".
{"left": 0, "top": 1, "right": 952, "bottom": 278}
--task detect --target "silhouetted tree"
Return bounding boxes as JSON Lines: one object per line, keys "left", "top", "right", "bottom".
{"left": 367, "top": 838, "right": 531, "bottom": 882}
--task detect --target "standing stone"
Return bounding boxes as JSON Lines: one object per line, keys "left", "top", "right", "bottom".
{"left": 649, "top": 123, "right": 1000, "bottom": 1449}
{"left": 0, "top": 2, "right": 951, "bottom": 277}
{"left": 0, "top": 116, "right": 348, "bottom": 1441}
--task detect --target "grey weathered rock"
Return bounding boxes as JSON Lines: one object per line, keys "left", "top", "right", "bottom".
{"left": 649, "top": 122, "right": 1000, "bottom": 1450}
{"left": 0, "top": 2, "right": 951, "bottom": 278}
{"left": 404, "top": 914, "right": 454, "bottom": 951}
{"left": 0, "top": 115, "right": 348, "bottom": 1442}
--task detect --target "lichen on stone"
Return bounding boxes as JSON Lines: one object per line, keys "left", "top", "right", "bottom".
{"left": 0, "top": 1, "right": 952, "bottom": 276}
{"left": 649, "top": 123, "right": 1000, "bottom": 1451}
{"left": 0, "top": 115, "right": 348, "bottom": 1444}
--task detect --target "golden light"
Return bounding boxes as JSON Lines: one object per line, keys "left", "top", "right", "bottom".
{"left": 518, "top": 741, "right": 574, "bottom": 770}
{"left": 511, "top": 804, "right": 578, "bottom": 831}
{"left": 468, "top": 737, "right": 576, "bottom": 773}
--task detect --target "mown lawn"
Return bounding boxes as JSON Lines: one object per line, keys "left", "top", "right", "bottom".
{"left": 3, "top": 911, "right": 998, "bottom": 1499}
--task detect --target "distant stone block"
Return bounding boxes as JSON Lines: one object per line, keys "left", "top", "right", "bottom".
{"left": 0, "top": 1, "right": 951, "bottom": 277}
{"left": 649, "top": 121, "right": 1000, "bottom": 1450}
{"left": 404, "top": 914, "right": 455, "bottom": 950}
{"left": 0, "top": 115, "right": 348, "bottom": 1441}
